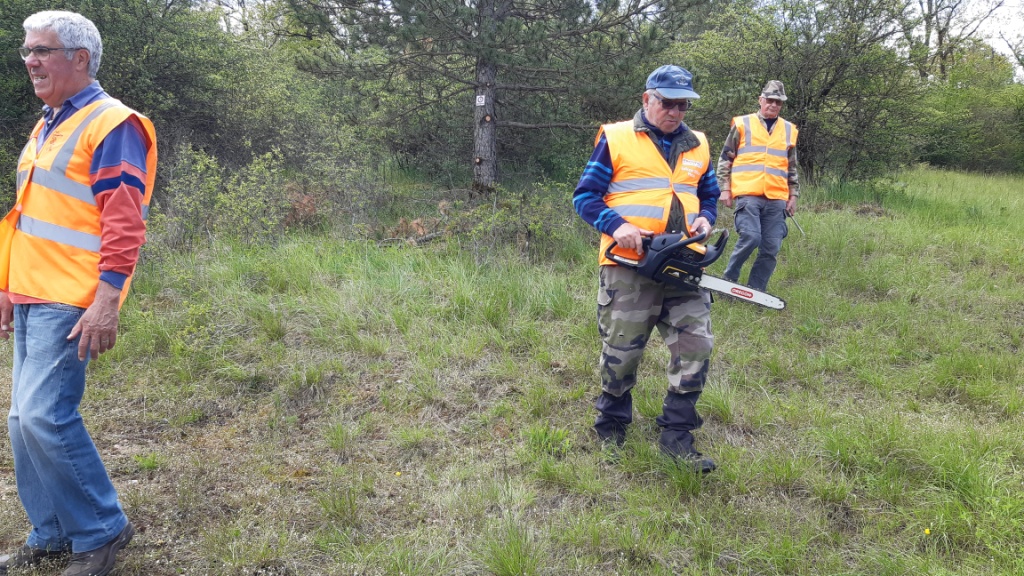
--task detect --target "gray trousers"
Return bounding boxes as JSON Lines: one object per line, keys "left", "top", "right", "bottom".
{"left": 723, "top": 195, "right": 788, "bottom": 291}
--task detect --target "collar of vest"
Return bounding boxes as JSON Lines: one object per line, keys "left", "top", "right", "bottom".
{"left": 632, "top": 109, "right": 700, "bottom": 154}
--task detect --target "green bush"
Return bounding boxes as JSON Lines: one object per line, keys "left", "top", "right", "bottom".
{"left": 215, "top": 151, "right": 290, "bottom": 246}
{"left": 150, "top": 146, "right": 298, "bottom": 251}
{"left": 453, "top": 180, "right": 596, "bottom": 264}
{"left": 150, "top": 143, "right": 224, "bottom": 251}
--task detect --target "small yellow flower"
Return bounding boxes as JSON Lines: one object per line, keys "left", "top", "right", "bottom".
{"left": 395, "top": 471, "right": 402, "bottom": 476}
{"left": 925, "top": 528, "right": 931, "bottom": 535}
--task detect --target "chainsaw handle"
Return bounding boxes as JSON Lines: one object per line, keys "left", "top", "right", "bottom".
{"left": 603, "top": 241, "right": 637, "bottom": 266}
{"left": 604, "top": 231, "right": 709, "bottom": 266}
{"left": 696, "top": 228, "right": 729, "bottom": 267}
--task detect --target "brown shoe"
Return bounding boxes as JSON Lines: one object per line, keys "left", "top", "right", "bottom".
{"left": 61, "top": 522, "right": 135, "bottom": 576}
{"left": 0, "top": 544, "right": 69, "bottom": 574}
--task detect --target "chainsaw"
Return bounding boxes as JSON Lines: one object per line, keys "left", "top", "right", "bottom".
{"left": 604, "top": 230, "right": 786, "bottom": 310}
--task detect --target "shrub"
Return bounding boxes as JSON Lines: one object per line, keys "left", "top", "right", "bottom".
{"left": 150, "top": 143, "right": 224, "bottom": 251}
{"left": 215, "top": 150, "right": 290, "bottom": 246}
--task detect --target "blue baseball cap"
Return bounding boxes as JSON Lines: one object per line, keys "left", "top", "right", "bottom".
{"left": 646, "top": 65, "right": 700, "bottom": 100}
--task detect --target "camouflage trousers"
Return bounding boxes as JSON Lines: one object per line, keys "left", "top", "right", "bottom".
{"left": 597, "top": 264, "right": 713, "bottom": 397}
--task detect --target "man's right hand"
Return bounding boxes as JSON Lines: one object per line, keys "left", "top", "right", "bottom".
{"left": 721, "top": 190, "right": 733, "bottom": 208}
{"left": 612, "top": 223, "right": 654, "bottom": 255}
{"left": 0, "top": 292, "right": 13, "bottom": 341}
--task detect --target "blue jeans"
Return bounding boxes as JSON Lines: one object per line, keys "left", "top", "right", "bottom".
{"left": 723, "top": 195, "right": 788, "bottom": 291}
{"left": 8, "top": 303, "right": 128, "bottom": 553}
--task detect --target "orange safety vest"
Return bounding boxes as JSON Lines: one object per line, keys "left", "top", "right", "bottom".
{"left": 729, "top": 113, "right": 797, "bottom": 201}
{"left": 0, "top": 99, "right": 157, "bottom": 308}
{"left": 597, "top": 120, "right": 710, "bottom": 266}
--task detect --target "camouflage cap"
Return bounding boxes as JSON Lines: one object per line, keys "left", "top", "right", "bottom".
{"left": 761, "top": 80, "right": 787, "bottom": 101}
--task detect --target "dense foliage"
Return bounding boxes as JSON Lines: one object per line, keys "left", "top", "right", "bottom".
{"left": 281, "top": 0, "right": 685, "bottom": 189}
{"left": 1, "top": 0, "right": 1023, "bottom": 243}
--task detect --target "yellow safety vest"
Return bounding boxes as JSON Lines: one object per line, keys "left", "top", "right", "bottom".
{"left": 1, "top": 99, "right": 157, "bottom": 308}
{"left": 730, "top": 113, "right": 797, "bottom": 201}
{"left": 598, "top": 120, "right": 710, "bottom": 266}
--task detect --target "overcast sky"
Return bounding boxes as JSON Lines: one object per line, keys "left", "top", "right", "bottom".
{"left": 981, "top": 1, "right": 1021, "bottom": 54}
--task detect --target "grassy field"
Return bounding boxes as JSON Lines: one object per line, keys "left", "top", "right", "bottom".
{"left": 1, "top": 166, "right": 1022, "bottom": 575}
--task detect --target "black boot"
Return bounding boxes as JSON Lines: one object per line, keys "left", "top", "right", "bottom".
{"left": 656, "top": 391, "right": 716, "bottom": 473}
{"left": 593, "top": 391, "right": 632, "bottom": 447}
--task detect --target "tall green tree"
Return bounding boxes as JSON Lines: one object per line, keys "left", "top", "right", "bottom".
{"left": 281, "top": 0, "right": 686, "bottom": 190}
{"left": 918, "top": 40, "right": 1024, "bottom": 172}
{"left": 1, "top": 0, "right": 337, "bottom": 173}
{"left": 0, "top": 0, "right": 243, "bottom": 190}
{"left": 688, "top": 0, "right": 922, "bottom": 182}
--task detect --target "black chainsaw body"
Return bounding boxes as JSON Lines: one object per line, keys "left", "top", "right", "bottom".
{"left": 605, "top": 230, "right": 730, "bottom": 290}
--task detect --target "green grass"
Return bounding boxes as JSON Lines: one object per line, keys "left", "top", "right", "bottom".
{"left": 1, "top": 166, "right": 1023, "bottom": 574}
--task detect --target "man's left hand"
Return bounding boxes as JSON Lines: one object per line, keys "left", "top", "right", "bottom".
{"left": 68, "top": 281, "right": 122, "bottom": 360}
{"left": 691, "top": 216, "right": 712, "bottom": 240}
{"left": 786, "top": 196, "right": 798, "bottom": 217}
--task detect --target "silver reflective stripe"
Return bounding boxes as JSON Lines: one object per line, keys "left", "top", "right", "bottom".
{"left": 785, "top": 121, "right": 793, "bottom": 148}
{"left": 16, "top": 170, "right": 28, "bottom": 192}
{"left": 742, "top": 116, "right": 752, "bottom": 148}
{"left": 613, "top": 204, "right": 665, "bottom": 220}
{"left": 29, "top": 169, "right": 94, "bottom": 205}
{"left": 50, "top": 100, "right": 120, "bottom": 172}
{"left": 673, "top": 183, "right": 697, "bottom": 195}
{"left": 730, "top": 165, "right": 788, "bottom": 179}
{"left": 737, "top": 146, "right": 786, "bottom": 158}
{"left": 608, "top": 177, "right": 671, "bottom": 193}
{"left": 28, "top": 100, "right": 122, "bottom": 207}
{"left": 16, "top": 214, "right": 100, "bottom": 252}
{"left": 142, "top": 204, "right": 150, "bottom": 221}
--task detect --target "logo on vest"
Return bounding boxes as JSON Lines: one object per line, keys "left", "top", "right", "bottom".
{"left": 46, "top": 132, "right": 65, "bottom": 153}
{"left": 680, "top": 159, "right": 704, "bottom": 169}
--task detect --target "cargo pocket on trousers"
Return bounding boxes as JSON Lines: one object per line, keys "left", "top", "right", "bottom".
{"left": 596, "top": 287, "right": 613, "bottom": 337}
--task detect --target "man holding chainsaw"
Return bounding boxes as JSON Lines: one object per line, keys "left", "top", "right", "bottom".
{"left": 573, "top": 65, "right": 720, "bottom": 473}
{"left": 718, "top": 80, "right": 800, "bottom": 292}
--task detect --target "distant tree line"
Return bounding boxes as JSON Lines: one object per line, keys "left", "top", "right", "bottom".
{"left": 1, "top": 0, "right": 1023, "bottom": 239}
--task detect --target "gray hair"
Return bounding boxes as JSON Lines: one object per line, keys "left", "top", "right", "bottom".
{"left": 23, "top": 11, "right": 103, "bottom": 79}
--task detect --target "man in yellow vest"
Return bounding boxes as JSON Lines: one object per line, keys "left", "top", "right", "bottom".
{"left": 0, "top": 11, "right": 156, "bottom": 576}
{"left": 573, "top": 65, "right": 721, "bottom": 473}
{"left": 718, "top": 80, "right": 800, "bottom": 292}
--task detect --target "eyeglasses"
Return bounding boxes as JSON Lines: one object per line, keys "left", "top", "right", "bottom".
{"left": 18, "top": 46, "right": 85, "bottom": 61}
{"left": 650, "top": 92, "right": 692, "bottom": 111}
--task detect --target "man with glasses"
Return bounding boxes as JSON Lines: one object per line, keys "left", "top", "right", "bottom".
{"left": 718, "top": 80, "right": 800, "bottom": 293}
{"left": 573, "top": 65, "right": 720, "bottom": 473}
{"left": 0, "top": 10, "right": 156, "bottom": 576}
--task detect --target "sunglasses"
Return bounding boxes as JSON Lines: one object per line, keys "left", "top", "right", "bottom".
{"left": 650, "top": 92, "right": 692, "bottom": 111}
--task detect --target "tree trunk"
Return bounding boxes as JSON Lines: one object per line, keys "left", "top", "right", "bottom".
{"left": 473, "top": 58, "right": 498, "bottom": 194}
